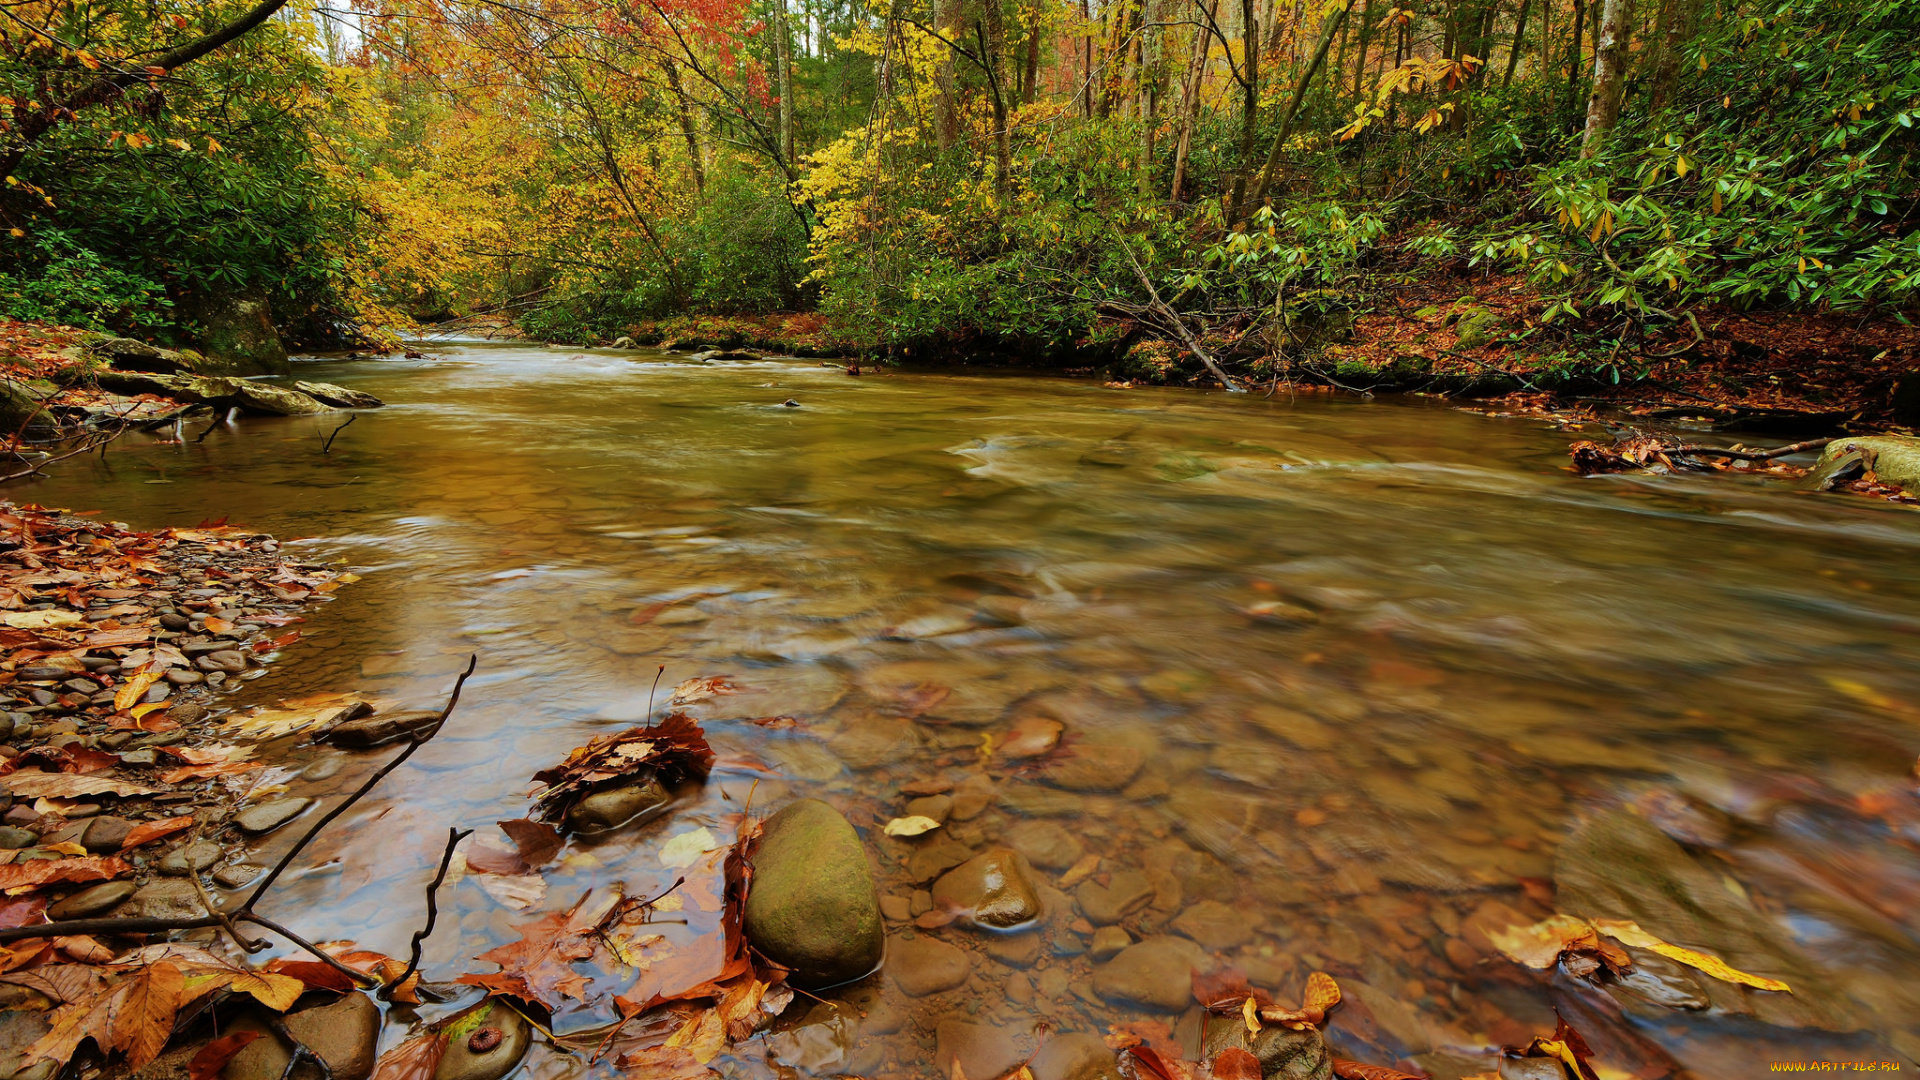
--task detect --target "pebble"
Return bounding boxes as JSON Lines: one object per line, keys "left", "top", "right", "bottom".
{"left": 0, "top": 826, "right": 36, "bottom": 849}
{"left": 120, "top": 748, "right": 157, "bottom": 765}
{"left": 935, "top": 1020, "right": 1027, "bottom": 1080}
{"left": 880, "top": 894, "right": 912, "bottom": 921}
{"left": 1004, "top": 819, "right": 1085, "bottom": 871}
{"left": 223, "top": 991, "right": 382, "bottom": 1080}
{"left": 933, "top": 849, "right": 1042, "bottom": 929}
{"left": 905, "top": 794, "right": 954, "bottom": 823}
{"left": 890, "top": 936, "right": 972, "bottom": 996}
{"left": 1031, "top": 1032, "right": 1124, "bottom": 1080}
{"left": 159, "top": 839, "right": 223, "bottom": 875}
{"left": 116, "top": 879, "right": 204, "bottom": 919}
{"left": 566, "top": 779, "right": 670, "bottom": 833}
{"left": 997, "top": 715, "right": 1064, "bottom": 760}
{"left": 1089, "top": 925, "right": 1132, "bottom": 959}
{"left": 949, "top": 774, "right": 996, "bottom": 820}
{"left": 164, "top": 669, "right": 205, "bottom": 685}
{"left": 48, "top": 881, "right": 138, "bottom": 919}
{"left": 1172, "top": 899, "right": 1256, "bottom": 950}
{"left": 15, "top": 667, "right": 65, "bottom": 682}
{"left": 1044, "top": 743, "right": 1145, "bottom": 791}
{"left": 300, "top": 753, "right": 347, "bottom": 780}
{"left": 235, "top": 797, "right": 312, "bottom": 835}
{"left": 322, "top": 708, "right": 439, "bottom": 749}
{"left": 79, "top": 815, "right": 134, "bottom": 853}
{"left": 1092, "top": 936, "right": 1211, "bottom": 1011}
{"left": 1076, "top": 870, "right": 1154, "bottom": 925}
{"left": 215, "top": 863, "right": 265, "bottom": 889}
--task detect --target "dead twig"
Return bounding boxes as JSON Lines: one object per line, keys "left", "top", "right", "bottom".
{"left": 1667, "top": 437, "right": 1835, "bottom": 461}
{"left": 267, "top": 1010, "right": 334, "bottom": 1080}
{"left": 382, "top": 826, "right": 473, "bottom": 1001}
{"left": 321, "top": 414, "right": 356, "bottom": 454}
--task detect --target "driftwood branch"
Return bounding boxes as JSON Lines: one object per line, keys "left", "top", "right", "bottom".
{"left": 321, "top": 415, "right": 357, "bottom": 454}
{"left": 1109, "top": 230, "right": 1244, "bottom": 393}
{"left": 382, "top": 826, "right": 472, "bottom": 1000}
{"left": 1667, "top": 437, "right": 1835, "bottom": 461}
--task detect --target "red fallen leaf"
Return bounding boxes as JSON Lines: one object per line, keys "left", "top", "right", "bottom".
{"left": 1126, "top": 1045, "right": 1185, "bottom": 1080}
{"left": 119, "top": 816, "right": 194, "bottom": 850}
{"left": 1212, "top": 1049, "right": 1263, "bottom": 1080}
{"left": 1192, "top": 966, "right": 1259, "bottom": 1010}
{"left": 456, "top": 905, "right": 598, "bottom": 1010}
{"left": 202, "top": 617, "right": 234, "bottom": 635}
{"left": 1333, "top": 1062, "right": 1428, "bottom": 1080}
{"left": 749, "top": 715, "right": 801, "bottom": 730}
{"left": 369, "top": 1030, "right": 446, "bottom": 1080}
{"left": 252, "top": 631, "right": 301, "bottom": 653}
{"left": 615, "top": 1043, "right": 715, "bottom": 1080}
{"left": 328, "top": 949, "right": 418, "bottom": 1004}
{"left": 188, "top": 1031, "right": 263, "bottom": 1080}
{"left": 1504, "top": 1016, "right": 1602, "bottom": 1080}
{"left": 668, "top": 675, "right": 738, "bottom": 705}
{"left": 84, "top": 628, "right": 150, "bottom": 648}
{"left": 499, "top": 818, "right": 563, "bottom": 870}
{"left": 0, "top": 856, "right": 130, "bottom": 893}
{"left": 529, "top": 713, "right": 714, "bottom": 825}
{"left": 262, "top": 959, "right": 358, "bottom": 993}
{"left": 158, "top": 761, "right": 263, "bottom": 783}
{"left": 0, "top": 897, "right": 46, "bottom": 930}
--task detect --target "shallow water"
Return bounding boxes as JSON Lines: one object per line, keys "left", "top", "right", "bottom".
{"left": 26, "top": 341, "right": 1920, "bottom": 1077}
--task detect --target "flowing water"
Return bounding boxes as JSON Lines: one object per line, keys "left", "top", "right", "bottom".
{"left": 27, "top": 341, "right": 1920, "bottom": 1078}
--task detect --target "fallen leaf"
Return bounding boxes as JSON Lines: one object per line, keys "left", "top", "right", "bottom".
{"left": 158, "top": 761, "right": 263, "bottom": 784}
{"left": 1333, "top": 1062, "right": 1427, "bottom": 1080}
{"left": 1, "top": 770, "right": 159, "bottom": 799}
{"left": 226, "top": 695, "right": 370, "bottom": 741}
{"left": 499, "top": 818, "right": 563, "bottom": 869}
{"left": 369, "top": 1031, "right": 447, "bottom": 1080}
{"left": 203, "top": 616, "right": 234, "bottom": 635}
{"left": 456, "top": 898, "right": 601, "bottom": 1010}
{"left": 2, "top": 611, "right": 82, "bottom": 629}
{"left": 158, "top": 745, "right": 253, "bottom": 766}
{"left": 1212, "top": 1048, "right": 1263, "bottom": 1080}
{"left": 113, "top": 673, "right": 159, "bottom": 711}
{"left": 1058, "top": 852, "right": 1102, "bottom": 889}
{"left": 1590, "top": 918, "right": 1791, "bottom": 993}
{"left": 189, "top": 1032, "right": 263, "bottom": 1080}
{"left": 472, "top": 872, "right": 547, "bottom": 911}
{"left": 530, "top": 713, "right": 714, "bottom": 825}
{"left": 616, "top": 1044, "right": 715, "bottom": 1080}
{"left": 0, "top": 856, "right": 131, "bottom": 894}
{"left": 1507, "top": 1018, "right": 1601, "bottom": 1080}
{"left": 660, "top": 826, "right": 720, "bottom": 868}
{"left": 329, "top": 948, "right": 418, "bottom": 1004}
{"left": 669, "top": 676, "right": 739, "bottom": 705}
{"left": 24, "top": 958, "right": 186, "bottom": 1071}
{"left": 1488, "top": 914, "right": 1596, "bottom": 969}
{"left": 119, "top": 816, "right": 195, "bottom": 850}
{"left": 1125, "top": 1045, "right": 1185, "bottom": 1080}
{"left": 665, "top": 1008, "right": 727, "bottom": 1064}
{"left": 883, "top": 815, "right": 943, "bottom": 837}
{"left": 0, "top": 897, "right": 46, "bottom": 930}
{"left": 1302, "top": 971, "right": 1341, "bottom": 1016}
{"left": 262, "top": 959, "right": 358, "bottom": 993}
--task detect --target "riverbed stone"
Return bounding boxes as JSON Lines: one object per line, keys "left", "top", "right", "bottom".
{"left": 432, "top": 997, "right": 530, "bottom": 1080}
{"left": 224, "top": 991, "right": 381, "bottom": 1080}
{"left": 1044, "top": 744, "right": 1144, "bottom": 791}
{"left": 891, "top": 935, "right": 972, "bottom": 996}
{"left": 932, "top": 849, "right": 1042, "bottom": 928}
{"left": 743, "top": 799, "right": 884, "bottom": 988}
{"left": 215, "top": 863, "right": 264, "bottom": 889}
{"left": 1004, "top": 819, "right": 1085, "bottom": 871}
{"left": 998, "top": 715, "right": 1065, "bottom": 760}
{"left": 235, "top": 797, "right": 311, "bottom": 835}
{"left": 48, "top": 880, "right": 137, "bottom": 919}
{"left": 1077, "top": 869, "right": 1153, "bottom": 925}
{"left": 159, "top": 839, "right": 223, "bottom": 876}
{"left": 1810, "top": 435, "right": 1920, "bottom": 493}
{"left": 1201, "top": 1012, "right": 1333, "bottom": 1080}
{"left": 1032, "top": 1033, "right": 1125, "bottom": 1080}
{"left": 1089, "top": 925, "right": 1131, "bottom": 960}
{"left": 1092, "top": 936, "right": 1210, "bottom": 1011}
{"left": 323, "top": 708, "right": 440, "bottom": 749}
{"left": 936, "top": 1020, "right": 1027, "bottom": 1080}
{"left": 905, "top": 794, "right": 954, "bottom": 824}
{"left": 294, "top": 381, "right": 385, "bottom": 409}
{"left": 0, "top": 826, "right": 38, "bottom": 849}
{"left": 1173, "top": 900, "right": 1256, "bottom": 950}
{"left": 565, "top": 778, "right": 670, "bottom": 833}
{"left": 115, "top": 878, "right": 204, "bottom": 919}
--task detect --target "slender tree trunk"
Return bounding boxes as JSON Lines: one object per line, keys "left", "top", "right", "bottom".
{"left": 1082, "top": 0, "right": 1095, "bottom": 116}
{"left": 662, "top": 59, "right": 706, "bottom": 195}
{"left": 1226, "top": 0, "right": 1261, "bottom": 211}
{"left": 1244, "top": 0, "right": 1357, "bottom": 218}
{"left": 1169, "top": 0, "right": 1214, "bottom": 207}
{"left": 1563, "top": 0, "right": 1586, "bottom": 123}
{"left": 980, "top": 3, "right": 1013, "bottom": 193}
{"left": 1580, "top": 0, "right": 1631, "bottom": 154}
{"left": 1023, "top": 14, "right": 1041, "bottom": 104}
{"left": 1352, "top": 0, "right": 1377, "bottom": 98}
{"left": 1502, "top": 0, "right": 1532, "bottom": 86}
{"left": 1648, "top": 0, "right": 1699, "bottom": 108}
{"left": 775, "top": 0, "right": 794, "bottom": 163}
{"left": 936, "top": 0, "right": 963, "bottom": 149}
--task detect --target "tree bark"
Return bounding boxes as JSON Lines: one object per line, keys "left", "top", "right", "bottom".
{"left": 775, "top": 0, "right": 795, "bottom": 163}
{"left": 1022, "top": 14, "right": 1041, "bottom": 103}
{"left": 662, "top": 59, "right": 707, "bottom": 195}
{"left": 1243, "top": 0, "right": 1357, "bottom": 219}
{"left": 1580, "top": 0, "right": 1632, "bottom": 155}
{"left": 1168, "top": 0, "right": 1215, "bottom": 207}
{"left": 1225, "top": 0, "right": 1260, "bottom": 212}
{"left": 1648, "top": 0, "right": 1699, "bottom": 109}
{"left": 1563, "top": 0, "right": 1586, "bottom": 123}
{"left": 979, "top": 3, "right": 1013, "bottom": 193}
{"left": 936, "top": 0, "right": 964, "bottom": 149}
{"left": 1502, "top": 0, "right": 1532, "bottom": 86}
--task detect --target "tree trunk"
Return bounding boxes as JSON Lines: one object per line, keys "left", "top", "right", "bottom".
{"left": 1082, "top": 0, "right": 1095, "bottom": 116}
{"left": 1352, "top": 0, "right": 1377, "bottom": 98}
{"left": 1648, "top": 0, "right": 1699, "bottom": 109}
{"left": 1169, "top": 0, "right": 1214, "bottom": 207}
{"left": 1563, "top": 0, "right": 1586, "bottom": 123}
{"left": 1023, "top": 16, "right": 1041, "bottom": 104}
{"left": 936, "top": 0, "right": 963, "bottom": 149}
{"left": 1243, "top": 0, "right": 1357, "bottom": 218}
{"left": 1502, "top": 0, "right": 1532, "bottom": 86}
{"left": 1226, "top": 0, "right": 1261, "bottom": 212}
{"left": 980, "top": 3, "right": 1013, "bottom": 194}
{"left": 1580, "top": 0, "right": 1632, "bottom": 155}
{"left": 775, "top": 0, "right": 795, "bottom": 163}
{"left": 662, "top": 59, "right": 706, "bottom": 195}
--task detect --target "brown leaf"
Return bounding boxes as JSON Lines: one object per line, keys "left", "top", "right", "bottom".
{"left": 1191, "top": 967, "right": 1254, "bottom": 1010}
{"left": 469, "top": 818, "right": 564, "bottom": 875}
{"left": 1125, "top": 1045, "right": 1185, "bottom": 1080}
{"left": 1211, "top": 1049, "right": 1262, "bottom": 1080}
{"left": 261, "top": 959, "right": 357, "bottom": 994}
{"left": 1302, "top": 971, "right": 1341, "bottom": 1017}
{"left": 455, "top": 907, "right": 597, "bottom": 1010}
{"left": 529, "top": 713, "right": 713, "bottom": 824}
{"left": 1507, "top": 1017, "right": 1602, "bottom": 1080}
{"left": 1333, "top": 1062, "right": 1428, "bottom": 1080}
{"left": 158, "top": 761, "right": 263, "bottom": 784}
{"left": 369, "top": 1031, "right": 448, "bottom": 1080}
{"left": 669, "top": 675, "right": 739, "bottom": 705}
{"left": 0, "top": 855, "right": 131, "bottom": 893}
{"left": 189, "top": 1031, "right": 264, "bottom": 1080}
{"left": 119, "top": 815, "right": 194, "bottom": 850}
{"left": 615, "top": 1043, "right": 717, "bottom": 1080}
{"left": 24, "top": 958, "right": 187, "bottom": 1071}
{"left": 0, "top": 897, "right": 46, "bottom": 929}
{"left": 2, "top": 770, "right": 159, "bottom": 799}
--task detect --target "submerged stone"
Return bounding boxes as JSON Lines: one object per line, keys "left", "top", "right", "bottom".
{"left": 932, "top": 849, "right": 1042, "bottom": 928}
{"left": 432, "top": 998, "right": 530, "bottom": 1080}
{"left": 1202, "top": 1012, "right": 1333, "bottom": 1080}
{"left": 743, "top": 799, "right": 884, "bottom": 988}
{"left": 1092, "top": 936, "right": 1209, "bottom": 1011}
{"left": 1031, "top": 1032, "right": 1124, "bottom": 1080}
{"left": 890, "top": 935, "right": 971, "bottom": 996}
{"left": 566, "top": 778, "right": 671, "bottom": 834}
{"left": 223, "top": 992, "right": 381, "bottom": 1080}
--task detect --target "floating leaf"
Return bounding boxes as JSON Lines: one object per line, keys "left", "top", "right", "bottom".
{"left": 660, "top": 827, "right": 721, "bottom": 868}
{"left": 1591, "top": 918, "right": 1791, "bottom": 993}
{"left": 118, "top": 816, "right": 194, "bottom": 850}
{"left": 882, "top": 815, "right": 943, "bottom": 837}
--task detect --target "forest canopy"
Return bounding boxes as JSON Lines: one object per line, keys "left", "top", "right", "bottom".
{"left": 0, "top": 0, "right": 1913, "bottom": 368}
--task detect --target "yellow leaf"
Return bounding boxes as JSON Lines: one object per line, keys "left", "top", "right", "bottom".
{"left": 1489, "top": 914, "right": 1594, "bottom": 968}
{"left": 129, "top": 702, "right": 167, "bottom": 719}
{"left": 883, "top": 815, "right": 943, "bottom": 837}
{"left": 1591, "top": 918, "right": 1791, "bottom": 992}
{"left": 1674, "top": 155, "right": 1689, "bottom": 177}
{"left": 1242, "top": 994, "right": 1262, "bottom": 1035}
{"left": 1302, "top": 971, "right": 1341, "bottom": 1016}
{"left": 657, "top": 826, "right": 719, "bottom": 868}
{"left": 115, "top": 672, "right": 159, "bottom": 712}
{"left": 42, "top": 842, "right": 87, "bottom": 856}
{"left": 664, "top": 1008, "right": 726, "bottom": 1064}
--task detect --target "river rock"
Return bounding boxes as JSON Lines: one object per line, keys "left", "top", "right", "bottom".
{"left": 566, "top": 778, "right": 671, "bottom": 833}
{"left": 1201, "top": 1012, "right": 1333, "bottom": 1080}
{"left": 1555, "top": 808, "right": 1852, "bottom": 1030}
{"left": 113, "top": 879, "right": 205, "bottom": 919}
{"left": 98, "top": 372, "right": 328, "bottom": 415}
{"left": 1089, "top": 925, "right": 1131, "bottom": 960}
{"left": 86, "top": 335, "right": 197, "bottom": 374}
{"left": 1093, "top": 936, "right": 1210, "bottom": 1011}
{"left": 160, "top": 839, "right": 224, "bottom": 876}
{"left": 322, "top": 708, "right": 439, "bottom": 749}
{"left": 1077, "top": 869, "right": 1153, "bottom": 925}
{"left": 936, "top": 1019, "right": 1027, "bottom": 1080}
{"left": 1173, "top": 900, "right": 1255, "bottom": 950}
{"left": 1031, "top": 1032, "right": 1124, "bottom": 1080}
{"left": 48, "top": 880, "right": 136, "bottom": 919}
{"left": 1044, "top": 744, "right": 1144, "bottom": 791}
{"left": 223, "top": 992, "right": 381, "bottom": 1080}
{"left": 998, "top": 715, "right": 1064, "bottom": 760}
{"left": 0, "top": 826, "right": 38, "bottom": 849}
{"left": 1004, "top": 819, "right": 1084, "bottom": 870}
{"left": 432, "top": 998, "right": 530, "bottom": 1080}
{"left": 743, "top": 799, "right": 884, "bottom": 987}
{"left": 1809, "top": 435, "right": 1920, "bottom": 493}
{"left": 932, "top": 849, "right": 1042, "bottom": 928}
{"left": 764, "top": 1000, "right": 857, "bottom": 1073}
{"left": 215, "top": 863, "right": 264, "bottom": 889}
{"left": 294, "top": 381, "right": 385, "bottom": 408}
{"left": 235, "top": 797, "right": 311, "bottom": 835}
{"left": 891, "top": 935, "right": 972, "bottom": 996}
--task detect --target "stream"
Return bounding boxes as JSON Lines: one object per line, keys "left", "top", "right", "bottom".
{"left": 25, "top": 340, "right": 1920, "bottom": 1078}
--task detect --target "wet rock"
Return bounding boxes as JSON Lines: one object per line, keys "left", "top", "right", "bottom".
{"left": 565, "top": 779, "right": 670, "bottom": 834}
{"left": 1093, "top": 936, "right": 1210, "bottom": 1011}
{"left": 892, "top": 935, "right": 972, "bottom": 996}
{"left": 880, "top": 894, "right": 912, "bottom": 921}
{"left": 1498, "top": 1059, "right": 1565, "bottom": 1080}
{"left": 1001, "top": 785, "right": 1089, "bottom": 817}
{"left": 159, "top": 839, "right": 223, "bottom": 876}
{"left": 935, "top": 1019, "right": 1025, "bottom": 1080}
{"left": 1201, "top": 1012, "right": 1333, "bottom": 1080}
{"left": 294, "top": 381, "right": 385, "bottom": 409}
{"left": 322, "top": 708, "right": 438, "bottom": 749}
{"left": 950, "top": 773, "right": 996, "bottom": 819}
{"left": 0, "top": 1007, "right": 54, "bottom": 1080}
{"left": 765, "top": 1000, "right": 857, "bottom": 1073}
{"left": 998, "top": 716, "right": 1064, "bottom": 760}
{"left": 743, "top": 799, "right": 884, "bottom": 988}
{"left": 904, "top": 834, "right": 977, "bottom": 882}
{"left": 1077, "top": 869, "right": 1153, "bottom": 925}
{"left": 1031, "top": 1032, "right": 1124, "bottom": 1080}
{"left": 825, "top": 713, "right": 916, "bottom": 771}
{"left": 933, "top": 849, "right": 1042, "bottom": 929}
{"left": 0, "top": 827, "right": 36, "bottom": 849}
{"left": 1045, "top": 744, "right": 1144, "bottom": 792}
{"left": 1810, "top": 435, "right": 1920, "bottom": 493}
{"left": 905, "top": 794, "right": 954, "bottom": 823}
{"left": 223, "top": 991, "right": 381, "bottom": 1080}
{"left": 215, "top": 864, "right": 264, "bottom": 889}
{"left": 1337, "top": 980, "right": 1433, "bottom": 1056}
{"left": 164, "top": 669, "right": 205, "bottom": 685}
{"left": 1612, "top": 949, "right": 1711, "bottom": 1011}
{"left": 432, "top": 998, "right": 530, "bottom": 1080}
{"left": 48, "top": 880, "right": 137, "bottom": 919}
{"left": 1089, "top": 926, "right": 1131, "bottom": 960}
{"left": 1005, "top": 819, "right": 1085, "bottom": 871}
{"left": 984, "top": 931, "right": 1043, "bottom": 966}
{"left": 1554, "top": 808, "right": 1852, "bottom": 1030}
{"left": 114, "top": 879, "right": 204, "bottom": 919}
{"left": 235, "top": 797, "right": 311, "bottom": 835}
{"left": 1173, "top": 900, "right": 1255, "bottom": 950}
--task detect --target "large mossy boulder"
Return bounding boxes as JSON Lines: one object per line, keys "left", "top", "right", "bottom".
{"left": 744, "top": 799, "right": 884, "bottom": 988}
{"left": 1809, "top": 435, "right": 1920, "bottom": 493}
{"left": 186, "top": 290, "right": 291, "bottom": 376}
{"left": 83, "top": 335, "right": 201, "bottom": 375}
{"left": 0, "top": 380, "right": 50, "bottom": 432}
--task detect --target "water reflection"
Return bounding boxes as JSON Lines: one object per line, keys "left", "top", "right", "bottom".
{"left": 25, "top": 342, "right": 1920, "bottom": 1077}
